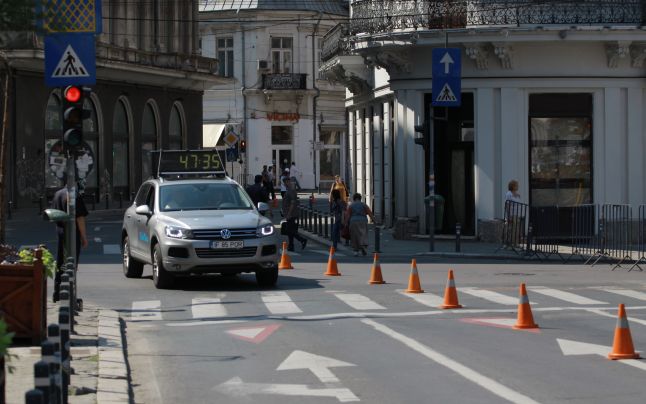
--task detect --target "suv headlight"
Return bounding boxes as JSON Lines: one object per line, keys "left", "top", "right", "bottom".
{"left": 165, "top": 226, "right": 193, "bottom": 239}
{"left": 257, "top": 224, "right": 274, "bottom": 237}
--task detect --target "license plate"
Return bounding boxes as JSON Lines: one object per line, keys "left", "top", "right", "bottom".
{"left": 210, "top": 240, "right": 244, "bottom": 249}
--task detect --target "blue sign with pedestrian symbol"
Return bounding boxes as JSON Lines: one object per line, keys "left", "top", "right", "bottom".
{"left": 44, "top": 33, "right": 96, "bottom": 87}
{"left": 432, "top": 48, "right": 461, "bottom": 107}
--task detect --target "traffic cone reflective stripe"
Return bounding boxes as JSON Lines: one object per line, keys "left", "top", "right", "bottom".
{"left": 278, "top": 242, "right": 293, "bottom": 270}
{"left": 324, "top": 247, "right": 341, "bottom": 276}
{"left": 513, "top": 283, "right": 538, "bottom": 329}
{"left": 608, "top": 304, "right": 640, "bottom": 360}
{"left": 368, "top": 253, "right": 385, "bottom": 284}
{"left": 405, "top": 259, "right": 424, "bottom": 293}
{"left": 440, "top": 269, "right": 462, "bottom": 309}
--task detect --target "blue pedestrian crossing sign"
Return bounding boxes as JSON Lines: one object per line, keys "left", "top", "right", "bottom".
{"left": 432, "top": 48, "right": 461, "bottom": 107}
{"left": 45, "top": 33, "right": 96, "bottom": 87}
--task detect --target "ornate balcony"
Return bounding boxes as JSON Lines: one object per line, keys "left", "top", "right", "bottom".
{"left": 322, "top": 23, "right": 351, "bottom": 63}
{"left": 261, "top": 73, "right": 307, "bottom": 90}
{"left": 350, "top": 0, "right": 646, "bottom": 35}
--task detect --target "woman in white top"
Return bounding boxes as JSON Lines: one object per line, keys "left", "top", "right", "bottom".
{"left": 279, "top": 171, "right": 289, "bottom": 198}
{"left": 505, "top": 179, "right": 521, "bottom": 203}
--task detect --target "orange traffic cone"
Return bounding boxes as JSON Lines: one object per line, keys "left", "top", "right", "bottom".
{"left": 608, "top": 304, "right": 640, "bottom": 360}
{"left": 278, "top": 242, "right": 294, "bottom": 270}
{"left": 324, "top": 247, "right": 341, "bottom": 276}
{"left": 513, "top": 283, "right": 538, "bottom": 329}
{"left": 405, "top": 259, "right": 424, "bottom": 293}
{"left": 440, "top": 269, "right": 462, "bottom": 309}
{"left": 368, "top": 253, "right": 385, "bottom": 284}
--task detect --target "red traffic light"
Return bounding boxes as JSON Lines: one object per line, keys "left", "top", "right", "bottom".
{"left": 64, "top": 86, "right": 81, "bottom": 103}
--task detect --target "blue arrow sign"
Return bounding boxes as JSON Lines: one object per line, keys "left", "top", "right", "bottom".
{"left": 45, "top": 33, "right": 96, "bottom": 87}
{"left": 432, "top": 48, "right": 461, "bottom": 107}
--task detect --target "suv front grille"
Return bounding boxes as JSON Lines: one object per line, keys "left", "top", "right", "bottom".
{"left": 195, "top": 247, "right": 258, "bottom": 258}
{"left": 192, "top": 228, "right": 257, "bottom": 240}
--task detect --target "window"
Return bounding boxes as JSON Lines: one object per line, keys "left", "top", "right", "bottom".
{"left": 169, "top": 103, "right": 184, "bottom": 149}
{"left": 112, "top": 99, "right": 130, "bottom": 189}
{"left": 45, "top": 93, "right": 62, "bottom": 188}
{"left": 317, "top": 37, "right": 324, "bottom": 79}
{"left": 217, "top": 37, "right": 234, "bottom": 77}
{"left": 142, "top": 102, "right": 158, "bottom": 180}
{"left": 271, "top": 126, "right": 293, "bottom": 145}
{"left": 82, "top": 97, "right": 99, "bottom": 189}
{"left": 271, "top": 37, "right": 292, "bottom": 73}
{"left": 529, "top": 94, "right": 593, "bottom": 207}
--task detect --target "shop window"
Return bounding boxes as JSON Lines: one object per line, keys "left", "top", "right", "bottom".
{"left": 112, "top": 99, "right": 130, "bottom": 188}
{"left": 169, "top": 103, "right": 184, "bottom": 149}
{"left": 142, "top": 102, "right": 158, "bottom": 180}
{"left": 529, "top": 94, "right": 592, "bottom": 207}
{"left": 271, "top": 126, "right": 293, "bottom": 145}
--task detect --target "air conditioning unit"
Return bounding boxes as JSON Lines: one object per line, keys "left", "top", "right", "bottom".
{"left": 257, "top": 60, "right": 270, "bottom": 71}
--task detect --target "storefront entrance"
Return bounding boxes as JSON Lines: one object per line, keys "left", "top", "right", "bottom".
{"left": 271, "top": 148, "right": 292, "bottom": 184}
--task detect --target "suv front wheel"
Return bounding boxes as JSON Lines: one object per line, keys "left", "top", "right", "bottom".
{"left": 122, "top": 236, "right": 144, "bottom": 278}
{"left": 255, "top": 265, "right": 278, "bottom": 287}
{"left": 152, "top": 243, "right": 174, "bottom": 289}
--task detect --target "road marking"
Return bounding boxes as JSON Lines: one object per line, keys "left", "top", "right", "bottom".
{"left": 167, "top": 319, "right": 246, "bottom": 327}
{"left": 596, "top": 288, "right": 646, "bottom": 301}
{"left": 398, "top": 290, "right": 444, "bottom": 307}
{"left": 215, "top": 377, "right": 359, "bottom": 402}
{"left": 312, "top": 249, "right": 346, "bottom": 257}
{"left": 528, "top": 287, "right": 605, "bottom": 305}
{"left": 557, "top": 338, "right": 646, "bottom": 371}
{"left": 333, "top": 293, "right": 385, "bottom": 310}
{"left": 277, "top": 350, "right": 356, "bottom": 383}
{"left": 460, "top": 288, "right": 520, "bottom": 306}
{"left": 226, "top": 324, "right": 281, "bottom": 344}
{"left": 585, "top": 308, "right": 646, "bottom": 326}
{"left": 103, "top": 244, "right": 120, "bottom": 254}
{"left": 130, "top": 300, "right": 162, "bottom": 321}
{"left": 261, "top": 291, "right": 302, "bottom": 314}
{"left": 362, "top": 319, "right": 540, "bottom": 404}
{"left": 191, "top": 296, "right": 227, "bottom": 319}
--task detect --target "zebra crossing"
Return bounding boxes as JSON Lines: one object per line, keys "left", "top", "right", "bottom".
{"left": 124, "top": 286, "right": 646, "bottom": 323}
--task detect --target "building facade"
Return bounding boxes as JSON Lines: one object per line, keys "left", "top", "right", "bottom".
{"left": 322, "top": 0, "right": 646, "bottom": 236}
{"left": 1, "top": 0, "right": 222, "bottom": 208}
{"left": 199, "top": 0, "right": 348, "bottom": 189}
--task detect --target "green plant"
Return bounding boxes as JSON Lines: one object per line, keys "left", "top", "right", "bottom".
{"left": 18, "top": 247, "right": 55, "bottom": 278}
{"left": 0, "top": 318, "right": 13, "bottom": 358}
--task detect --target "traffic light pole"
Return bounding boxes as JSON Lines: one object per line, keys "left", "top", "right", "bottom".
{"left": 65, "top": 149, "right": 76, "bottom": 271}
{"left": 428, "top": 117, "right": 435, "bottom": 253}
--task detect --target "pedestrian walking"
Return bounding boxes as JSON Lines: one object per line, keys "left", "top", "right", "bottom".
{"left": 282, "top": 177, "right": 307, "bottom": 252}
{"left": 329, "top": 189, "right": 347, "bottom": 249}
{"left": 329, "top": 175, "right": 349, "bottom": 203}
{"left": 344, "top": 193, "right": 375, "bottom": 256}
{"left": 266, "top": 166, "right": 276, "bottom": 200}
{"left": 279, "top": 170, "right": 289, "bottom": 199}
{"left": 246, "top": 174, "right": 269, "bottom": 206}
{"left": 51, "top": 185, "right": 89, "bottom": 302}
{"left": 290, "top": 161, "right": 302, "bottom": 190}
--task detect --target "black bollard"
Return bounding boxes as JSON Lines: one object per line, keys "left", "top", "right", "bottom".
{"left": 105, "top": 193, "right": 109, "bottom": 210}
{"left": 374, "top": 225, "right": 381, "bottom": 253}
{"left": 47, "top": 324, "right": 63, "bottom": 404}
{"left": 8, "top": 201, "right": 12, "bottom": 220}
{"left": 58, "top": 311, "right": 70, "bottom": 404}
{"left": 60, "top": 290, "right": 73, "bottom": 335}
{"left": 34, "top": 360, "right": 51, "bottom": 404}
{"left": 41, "top": 341, "right": 60, "bottom": 404}
{"left": 455, "top": 223, "right": 461, "bottom": 253}
{"left": 324, "top": 215, "right": 329, "bottom": 239}
{"left": 26, "top": 388, "right": 45, "bottom": 404}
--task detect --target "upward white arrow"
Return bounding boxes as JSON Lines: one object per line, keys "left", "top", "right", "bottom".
{"left": 557, "top": 338, "right": 646, "bottom": 370}
{"left": 277, "top": 350, "right": 356, "bottom": 383}
{"left": 440, "top": 52, "right": 455, "bottom": 74}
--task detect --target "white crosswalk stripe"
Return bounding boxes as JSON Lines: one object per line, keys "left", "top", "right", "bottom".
{"left": 261, "top": 291, "right": 302, "bottom": 314}
{"left": 311, "top": 249, "right": 346, "bottom": 257}
{"left": 529, "top": 287, "right": 605, "bottom": 305}
{"left": 333, "top": 293, "right": 385, "bottom": 310}
{"left": 596, "top": 288, "right": 646, "bottom": 301}
{"left": 398, "top": 290, "right": 444, "bottom": 307}
{"left": 191, "top": 296, "right": 227, "bottom": 319}
{"left": 130, "top": 300, "right": 162, "bottom": 321}
{"left": 460, "top": 288, "right": 520, "bottom": 306}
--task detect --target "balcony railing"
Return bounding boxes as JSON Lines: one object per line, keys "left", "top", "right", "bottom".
{"left": 322, "top": 23, "right": 351, "bottom": 63}
{"left": 262, "top": 73, "right": 307, "bottom": 90}
{"left": 350, "top": 0, "right": 646, "bottom": 35}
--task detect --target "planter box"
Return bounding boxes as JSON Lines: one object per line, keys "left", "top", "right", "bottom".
{"left": 0, "top": 250, "right": 46, "bottom": 344}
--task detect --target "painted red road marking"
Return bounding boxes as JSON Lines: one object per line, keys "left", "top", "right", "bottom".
{"left": 460, "top": 317, "right": 540, "bottom": 333}
{"left": 226, "top": 324, "right": 281, "bottom": 343}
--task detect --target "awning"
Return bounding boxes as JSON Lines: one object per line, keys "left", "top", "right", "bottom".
{"left": 203, "top": 124, "right": 226, "bottom": 147}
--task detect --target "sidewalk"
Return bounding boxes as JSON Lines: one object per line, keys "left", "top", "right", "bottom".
{"left": 5, "top": 300, "right": 130, "bottom": 404}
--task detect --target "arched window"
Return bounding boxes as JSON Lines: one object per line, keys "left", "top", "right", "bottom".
{"left": 112, "top": 99, "right": 130, "bottom": 189}
{"left": 82, "top": 97, "right": 99, "bottom": 189}
{"left": 45, "top": 92, "right": 63, "bottom": 188}
{"left": 169, "top": 103, "right": 184, "bottom": 149}
{"left": 141, "top": 102, "right": 158, "bottom": 179}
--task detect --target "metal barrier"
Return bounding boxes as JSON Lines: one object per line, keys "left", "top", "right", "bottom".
{"left": 630, "top": 204, "right": 646, "bottom": 271}
{"left": 529, "top": 206, "right": 565, "bottom": 261}
{"left": 569, "top": 204, "right": 599, "bottom": 262}
{"left": 499, "top": 200, "right": 529, "bottom": 255}
{"left": 583, "top": 204, "right": 633, "bottom": 268}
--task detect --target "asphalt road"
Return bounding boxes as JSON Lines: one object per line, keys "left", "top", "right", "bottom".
{"left": 15, "top": 213, "right": 646, "bottom": 403}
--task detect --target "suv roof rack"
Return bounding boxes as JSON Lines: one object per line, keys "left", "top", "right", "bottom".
{"left": 151, "top": 149, "right": 228, "bottom": 179}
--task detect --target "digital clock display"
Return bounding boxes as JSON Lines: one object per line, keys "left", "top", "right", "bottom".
{"left": 152, "top": 150, "right": 226, "bottom": 175}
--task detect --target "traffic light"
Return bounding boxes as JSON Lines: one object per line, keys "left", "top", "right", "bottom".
{"left": 239, "top": 140, "right": 246, "bottom": 153}
{"left": 62, "top": 85, "right": 89, "bottom": 148}
{"left": 414, "top": 121, "right": 429, "bottom": 147}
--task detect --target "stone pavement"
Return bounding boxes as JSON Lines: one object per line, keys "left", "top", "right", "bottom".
{"left": 5, "top": 300, "right": 130, "bottom": 404}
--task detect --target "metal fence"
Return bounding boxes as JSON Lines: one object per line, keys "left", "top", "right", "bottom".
{"left": 499, "top": 200, "right": 529, "bottom": 255}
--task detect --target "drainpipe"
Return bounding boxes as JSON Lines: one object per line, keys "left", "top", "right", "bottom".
{"left": 312, "top": 12, "right": 322, "bottom": 191}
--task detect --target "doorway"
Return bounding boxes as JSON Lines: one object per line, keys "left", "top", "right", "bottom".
{"left": 272, "top": 148, "right": 292, "bottom": 185}
{"left": 428, "top": 93, "right": 475, "bottom": 236}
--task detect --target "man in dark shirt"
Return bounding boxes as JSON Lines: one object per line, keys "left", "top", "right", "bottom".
{"left": 282, "top": 177, "right": 307, "bottom": 251}
{"left": 246, "top": 174, "right": 269, "bottom": 206}
{"left": 52, "top": 186, "right": 89, "bottom": 302}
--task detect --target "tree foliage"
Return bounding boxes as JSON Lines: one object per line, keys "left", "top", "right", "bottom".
{"left": 0, "top": 0, "right": 35, "bottom": 32}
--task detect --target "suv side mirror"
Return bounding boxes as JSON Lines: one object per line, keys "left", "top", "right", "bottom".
{"left": 42, "top": 208, "right": 71, "bottom": 222}
{"left": 135, "top": 205, "right": 152, "bottom": 216}
{"left": 257, "top": 202, "right": 269, "bottom": 214}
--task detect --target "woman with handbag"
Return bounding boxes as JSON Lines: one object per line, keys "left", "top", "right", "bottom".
{"left": 329, "top": 189, "right": 347, "bottom": 249}
{"left": 344, "top": 193, "right": 375, "bottom": 256}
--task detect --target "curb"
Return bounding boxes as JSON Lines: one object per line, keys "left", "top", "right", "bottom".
{"left": 97, "top": 309, "right": 130, "bottom": 404}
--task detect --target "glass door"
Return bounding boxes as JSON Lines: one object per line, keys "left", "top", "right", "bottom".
{"left": 272, "top": 149, "right": 292, "bottom": 185}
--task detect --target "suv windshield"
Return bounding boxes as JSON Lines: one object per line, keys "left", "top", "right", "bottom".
{"left": 160, "top": 183, "right": 254, "bottom": 212}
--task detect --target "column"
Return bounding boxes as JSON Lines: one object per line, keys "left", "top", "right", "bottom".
{"left": 627, "top": 87, "right": 644, "bottom": 206}
{"left": 372, "top": 104, "right": 383, "bottom": 221}
{"left": 383, "top": 101, "right": 393, "bottom": 226}
{"left": 475, "top": 88, "right": 497, "bottom": 220}
{"left": 603, "top": 88, "right": 626, "bottom": 203}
